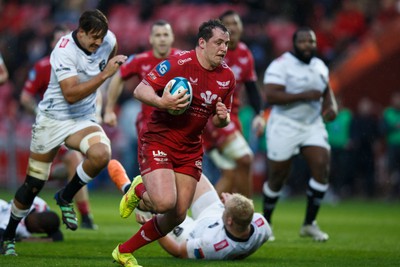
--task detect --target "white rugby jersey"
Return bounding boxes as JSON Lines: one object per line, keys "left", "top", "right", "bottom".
{"left": 185, "top": 213, "right": 271, "bottom": 260}
{"left": 0, "top": 197, "right": 49, "bottom": 239}
{"left": 263, "top": 52, "right": 329, "bottom": 124}
{"left": 38, "top": 30, "right": 116, "bottom": 120}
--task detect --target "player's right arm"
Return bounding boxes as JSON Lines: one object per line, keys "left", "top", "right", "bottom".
{"left": 60, "top": 54, "right": 127, "bottom": 104}
{"left": 133, "top": 80, "right": 189, "bottom": 110}
{"left": 157, "top": 236, "right": 188, "bottom": 258}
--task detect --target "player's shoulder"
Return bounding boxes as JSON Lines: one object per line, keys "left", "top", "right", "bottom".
{"left": 53, "top": 32, "right": 75, "bottom": 54}
{"left": 311, "top": 56, "right": 328, "bottom": 69}
{"left": 252, "top": 213, "right": 269, "bottom": 229}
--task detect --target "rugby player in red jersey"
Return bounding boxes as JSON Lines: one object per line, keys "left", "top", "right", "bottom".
{"left": 111, "top": 20, "right": 236, "bottom": 267}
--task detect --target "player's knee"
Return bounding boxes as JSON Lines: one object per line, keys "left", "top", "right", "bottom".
{"left": 79, "top": 131, "right": 111, "bottom": 156}
{"left": 86, "top": 144, "right": 111, "bottom": 169}
{"left": 80, "top": 132, "right": 111, "bottom": 169}
{"left": 152, "top": 198, "right": 176, "bottom": 214}
{"left": 236, "top": 154, "right": 253, "bottom": 168}
{"left": 15, "top": 176, "right": 45, "bottom": 206}
{"left": 27, "top": 158, "right": 52, "bottom": 181}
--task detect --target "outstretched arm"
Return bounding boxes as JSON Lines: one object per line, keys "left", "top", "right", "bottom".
{"left": 157, "top": 235, "right": 188, "bottom": 258}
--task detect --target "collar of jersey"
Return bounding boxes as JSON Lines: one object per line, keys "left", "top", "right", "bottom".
{"left": 72, "top": 30, "right": 92, "bottom": 56}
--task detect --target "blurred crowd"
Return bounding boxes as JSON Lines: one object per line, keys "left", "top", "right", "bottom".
{"left": 0, "top": 0, "right": 400, "bottom": 200}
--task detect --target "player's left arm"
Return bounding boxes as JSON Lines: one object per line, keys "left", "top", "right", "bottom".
{"left": 321, "top": 84, "right": 338, "bottom": 122}
{"left": 157, "top": 235, "right": 189, "bottom": 258}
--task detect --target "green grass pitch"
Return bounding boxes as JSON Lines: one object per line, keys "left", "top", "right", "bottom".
{"left": 1, "top": 188, "right": 399, "bottom": 267}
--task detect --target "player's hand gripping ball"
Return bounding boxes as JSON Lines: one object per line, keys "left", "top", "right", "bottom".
{"left": 165, "top": 77, "right": 193, "bottom": 115}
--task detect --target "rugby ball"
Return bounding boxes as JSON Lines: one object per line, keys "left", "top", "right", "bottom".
{"left": 165, "top": 77, "right": 193, "bottom": 115}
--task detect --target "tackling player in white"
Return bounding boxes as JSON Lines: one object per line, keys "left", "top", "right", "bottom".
{"left": 108, "top": 159, "right": 272, "bottom": 260}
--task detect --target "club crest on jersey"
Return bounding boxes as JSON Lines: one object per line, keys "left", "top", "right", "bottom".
{"left": 156, "top": 60, "right": 170, "bottom": 76}
{"left": 201, "top": 91, "right": 218, "bottom": 107}
{"left": 99, "top": 59, "right": 106, "bottom": 71}
{"left": 216, "top": 80, "right": 230, "bottom": 89}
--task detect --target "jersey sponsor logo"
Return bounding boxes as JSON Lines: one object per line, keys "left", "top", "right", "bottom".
{"left": 178, "top": 51, "right": 190, "bottom": 56}
{"left": 152, "top": 150, "right": 167, "bottom": 156}
{"left": 177, "top": 58, "right": 192, "bottom": 65}
{"left": 189, "top": 77, "right": 198, "bottom": 85}
{"left": 200, "top": 91, "right": 218, "bottom": 107}
{"left": 194, "top": 248, "right": 205, "bottom": 259}
{"left": 59, "top": 38, "right": 69, "bottom": 48}
{"left": 156, "top": 60, "right": 170, "bottom": 76}
{"left": 207, "top": 221, "right": 219, "bottom": 228}
{"left": 213, "top": 240, "right": 229, "bottom": 251}
{"left": 255, "top": 217, "right": 265, "bottom": 227}
{"left": 99, "top": 59, "right": 106, "bottom": 71}
{"left": 152, "top": 150, "right": 168, "bottom": 163}
{"left": 55, "top": 64, "right": 71, "bottom": 72}
{"left": 148, "top": 72, "right": 156, "bottom": 80}
{"left": 216, "top": 80, "right": 230, "bottom": 89}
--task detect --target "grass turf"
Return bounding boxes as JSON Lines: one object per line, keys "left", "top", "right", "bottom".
{"left": 1, "top": 188, "right": 399, "bottom": 267}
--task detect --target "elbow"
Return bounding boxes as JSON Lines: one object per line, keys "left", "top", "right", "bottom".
{"left": 64, "top": 94, "right": 78, "bottom": 104}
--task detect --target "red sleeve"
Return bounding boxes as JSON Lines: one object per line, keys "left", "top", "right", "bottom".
{"left": 22, "top": 59, "right": 50, "bottom": 98}
{"left": 119, "top": 55, "right": 140, "bottom": 80}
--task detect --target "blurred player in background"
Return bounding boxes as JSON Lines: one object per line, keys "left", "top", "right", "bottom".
{"left": 0, "top": 196, "right": 63, "bottom": 251}
{"left": 20, "top": 25, "right": 97, "bottom": 231}
{"left": 1, "top": 9, "right": 127, "bottom": 256}
{"left": 202, "top": 10, "right": 265, "bottom": 198}
{"left": 262, "top": 27, "right": 337, "bottom": 242}
{"left": 108, "top": 159, "right": 271, "bottom": 260}
{"left": 0, "top": 52, "right": 9, "bottom": 85}
{"left": 104, "top": 19, "right": 179, "bottom": 132}
{"left": 111, "top": 20, "right": 235, "bottom": 267}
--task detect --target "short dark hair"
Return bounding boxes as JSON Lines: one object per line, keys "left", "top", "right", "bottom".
{"left": 151, "top": 19, "right": 172, "bottom": 33}
{"left": 25, "top": 210, "right": 60, "bottom": 236}
{"left": 79, "top": 9, "right": 108, "bottom": 37}
{"left": 196, "top": 19, "right": 228, "bottom": 44}
{"left": 219, "top": 10, "right": 239, "bottom": 21}
{"left": 292, "top": 26, "right": 313, "bottom": 44}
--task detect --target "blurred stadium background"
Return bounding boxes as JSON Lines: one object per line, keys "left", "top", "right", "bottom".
{"left": 0, "top": 0, "right": 400, "bottom": 201}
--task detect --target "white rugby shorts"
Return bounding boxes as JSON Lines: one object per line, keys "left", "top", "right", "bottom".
{"left": 266, "top": 114, "right": 330, "bottom": 161}
{"left": 30, "top": 113, "right": 101, "bottom": 154}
